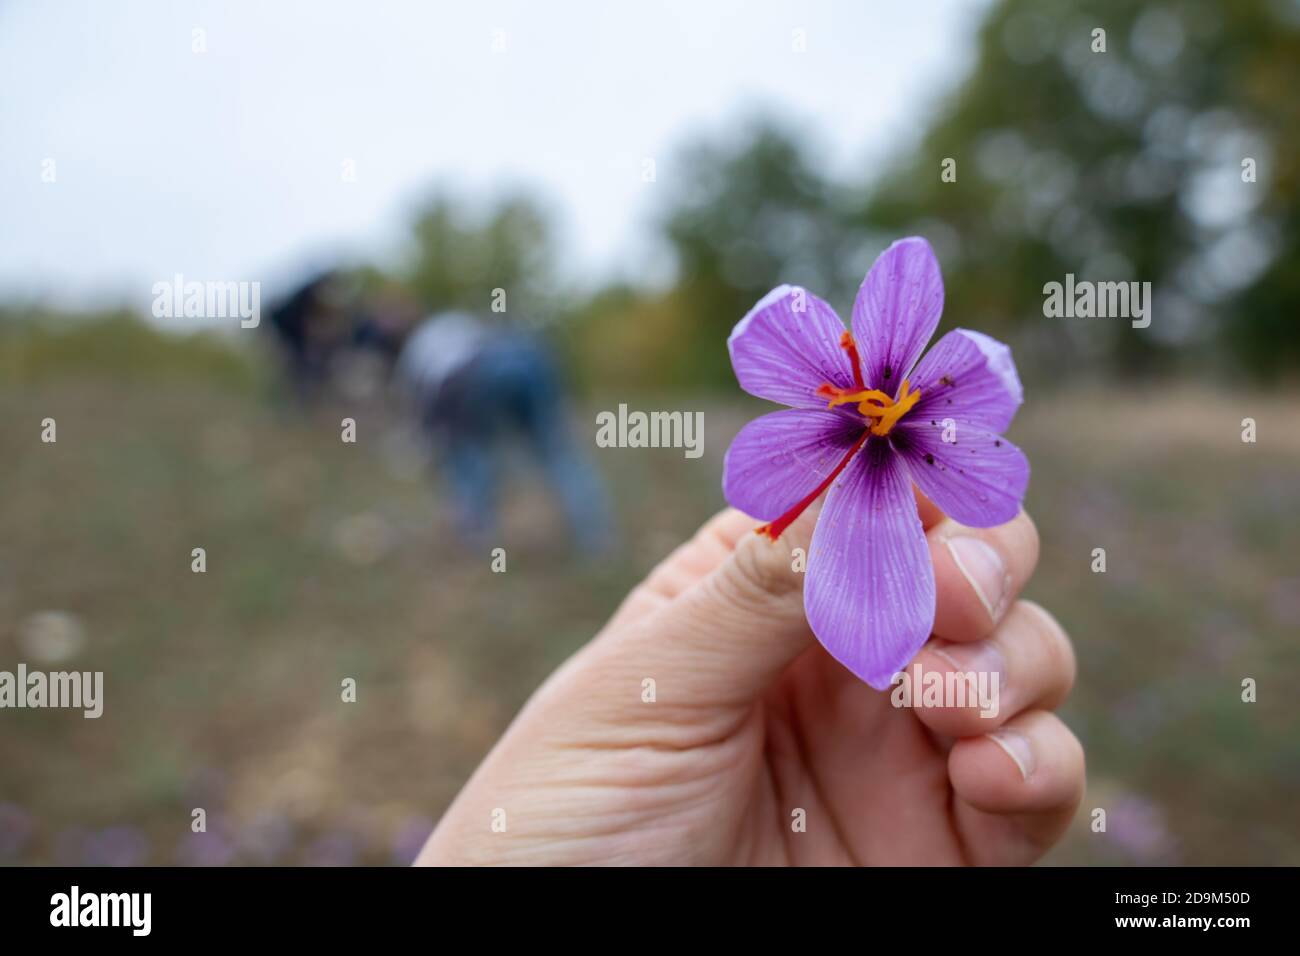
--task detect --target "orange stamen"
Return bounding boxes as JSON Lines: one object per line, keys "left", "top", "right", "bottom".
{"left": 866, "top": 379, "right": 922, "bottom": 436}
{"left": 756, "top": 337, "right": 921, "bottom": 542}
{"left": 813, "top": 379, "right": 922, "bottom": 438}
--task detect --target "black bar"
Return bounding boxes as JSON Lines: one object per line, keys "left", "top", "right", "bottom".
{"left": 0, "top": 866, "right": 1288, "bottom": 940}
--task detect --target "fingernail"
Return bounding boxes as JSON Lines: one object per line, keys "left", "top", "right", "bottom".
{"left": 931, "top": 639, "right": 1008, "bottom": 691}
{"left": 945, "top": 536, "right": 1011, "bottom": 623}
{"left": 988, "top": 730, "right": 1036, "bottom": 780}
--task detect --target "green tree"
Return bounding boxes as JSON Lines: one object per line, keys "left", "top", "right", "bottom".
{"left": 658, "top": 117, "right": 854, "bottom": 386}
{"left": 852, "top": 0, "right": 1300, "bottom": 379}
{"left": 405, "top": 192, "right": 558, "bottom": 323}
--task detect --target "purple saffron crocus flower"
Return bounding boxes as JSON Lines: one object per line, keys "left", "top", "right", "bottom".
{"left": 722, "top": 237, "right": 1028, "bottom": 688}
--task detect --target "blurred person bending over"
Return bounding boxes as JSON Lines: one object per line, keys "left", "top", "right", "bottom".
{"left": 268, "top": 270, "right": 414, "bottom": 403}
{"left": 396, "top": 312, "right": 612, "bottom": 554}
{"left": 267, "top": 269, "right": 356, "bottom": 403}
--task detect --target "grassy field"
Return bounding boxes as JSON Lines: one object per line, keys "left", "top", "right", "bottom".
{"left": 2, "top": 345, "right": 1298, "bottom": 864}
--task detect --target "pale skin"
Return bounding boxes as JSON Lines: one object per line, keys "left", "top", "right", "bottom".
{"left": 419, "top": 492, "right": 1083, "bottom": 865}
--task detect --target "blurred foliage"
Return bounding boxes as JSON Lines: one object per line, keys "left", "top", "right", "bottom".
{"left": 404, "top": 191, "right": 558, "bottom": 320}
{"left": 858, "top": 0, "right": 1300, "bottom": 380}
{"left": 654, "top": 118, "right": 857, "bottom": 386}
{"left": 576, "top": 0, "right": 1300, "bottom": 390}
{"left": 0, "top": 308, "right": 261, "bottom": 390}
{"left": 558, "top": 118, "right": 859, "bottom": 392}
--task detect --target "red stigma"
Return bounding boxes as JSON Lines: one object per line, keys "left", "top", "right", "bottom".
{"left": 840, "top": 330, "right": 865, "bottom": 389}
{"left": 755, "top": 429, "right": 870, "bottom": 541}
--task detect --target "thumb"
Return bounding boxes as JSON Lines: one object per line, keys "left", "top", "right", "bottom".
{"left": 610, "top": 503, "right": 823, "bottom": 710}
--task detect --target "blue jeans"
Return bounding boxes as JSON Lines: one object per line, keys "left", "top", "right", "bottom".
{"left": 428, "top": 339, "right": 612, "bottom": 553}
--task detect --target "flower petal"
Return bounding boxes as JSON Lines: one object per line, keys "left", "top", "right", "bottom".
{"left": 804, "top": 439, "right": 936, "bottom": 690}
{"left": 891, "top": 421, "right": 1029, "bottom": 528}
{"left": 850, "top": 237, "right": 944, "bottom": 394}
{"left": 908, "top": 329, "right": 1023, "bottom": 433}
{"left": 728, "top": 285, "right": 855, "bottom": 409}
{"left": 722, "top": 408, "right": 864, "bottom": 521}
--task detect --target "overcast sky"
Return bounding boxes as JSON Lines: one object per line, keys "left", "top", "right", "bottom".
{"left": 0, "top": 0, "right": 986, "bottom": 310}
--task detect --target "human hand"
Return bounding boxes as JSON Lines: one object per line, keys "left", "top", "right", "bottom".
{"left": 418, "top": 495, "right": 1082, "bottom": 865}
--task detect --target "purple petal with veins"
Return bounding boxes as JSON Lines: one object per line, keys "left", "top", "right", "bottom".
{"left": 851, "top": 237, "right": 944, "bottom": 393}
{"left": 805, "top": 439, "right": 935, "bottom": 689}
{"left": 892, "top": 421, "right": 1029, "bottom": 528}
{"left": 909, "top": 328, "right": 1023, "bottom": 433}
{"left": 723, "top": 408, "right": 864, "bottom": 522}
{"left": 728, "top": 285, "right": 856, "bottom": 409}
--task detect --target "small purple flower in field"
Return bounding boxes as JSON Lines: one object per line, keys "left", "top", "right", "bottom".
{"left": 175, "top": 826, "right": 237, "bottom": 867}
{"left": 303, "top": 829, "right": 360, "bottom": 867}
{"left": 86, "top": 825, "right": 151, "bottom": 867}
{"left": 722, "top": 237, "right": 1028, "bottom": 688}
{"left": 1108, "top": 793, "right": 1179, "bottom": 864}
{"left": 390, "top": 815, "right": 435, "bottom": 866}
{"left": 0, "top": 803, "right": 34, "bottom": 862}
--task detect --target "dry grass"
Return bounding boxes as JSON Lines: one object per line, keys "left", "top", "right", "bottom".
{"left": 1, "top": 374, "right": 1297, "bottom": 864}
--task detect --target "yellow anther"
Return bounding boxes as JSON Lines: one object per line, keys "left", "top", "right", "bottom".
{"left": 815, "top": 380, "right": 921, "bottom": 436}
{"left": 821, "top": 387, "right": 892, "bottom": 410}
{"left": 862, "top": 379, "right": 917, "bottom": 436}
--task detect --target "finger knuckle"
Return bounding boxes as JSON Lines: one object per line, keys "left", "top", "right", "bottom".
{"left": 1019, "top": 600, "right": 1076, "bottom": 696}
{"left": 1010, "top": 508, "right": 1040, "bottom": 568}
{"left": 728, "top": 533, "right": 799, "bottom": 602}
